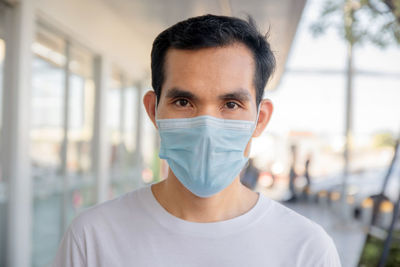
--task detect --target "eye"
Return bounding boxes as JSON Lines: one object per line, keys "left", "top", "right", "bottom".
{"left": 174, "top": 98, "right": 190, "bottom": 107}
{"left": 225, "top": 101, "right": 240, "bottom": 110}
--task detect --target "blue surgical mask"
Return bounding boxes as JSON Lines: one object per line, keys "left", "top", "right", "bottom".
{"left": 155, "top": 101, "right": 260, "bottom": 198}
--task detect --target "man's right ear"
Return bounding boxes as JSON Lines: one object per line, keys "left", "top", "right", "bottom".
{"left": 143, "top": 90, "right": 158, "bottom": 129}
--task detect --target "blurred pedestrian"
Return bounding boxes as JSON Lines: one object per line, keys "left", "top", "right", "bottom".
{"left": 288, "top": 144, "right": 298, "bottom": 202}
{"left": 240, "top": 158, "right": 260, "bottom": 190}
{"left": 301, "top": 153, "right": 313, "bottom": 200}
{"left": 304, "top": 153, "right": 312, "bottom": 188}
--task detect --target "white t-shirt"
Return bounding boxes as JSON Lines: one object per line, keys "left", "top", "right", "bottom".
{"left": 52, "top": 184, "right": 341, "bottom": 267}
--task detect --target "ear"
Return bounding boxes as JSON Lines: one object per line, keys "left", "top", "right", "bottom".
{"left": 143, "top": 90, "right": 158, "bottom": 129}
{"left": 252, "top": 99, "right": 273, "bottom": 138}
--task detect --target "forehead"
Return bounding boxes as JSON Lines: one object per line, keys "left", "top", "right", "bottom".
{"left": 162, "top": 43, "right": 256, "bottom": 102}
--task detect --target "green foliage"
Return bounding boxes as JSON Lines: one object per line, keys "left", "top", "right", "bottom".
{"left": 311, "top": 0, "right": 400, "bottom": 47}
{"left": 359, "top": 235, "right": 384, "bottom": 266}
{"left": 358, "top": 233, "right": 400, "bottom": 266}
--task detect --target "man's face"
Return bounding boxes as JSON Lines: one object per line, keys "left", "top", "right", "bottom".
{"left": 157, "top": 43, "right": 258, "bottom": 122}
{"left": 144, "top": 42, "right": 273, "bottom": 157}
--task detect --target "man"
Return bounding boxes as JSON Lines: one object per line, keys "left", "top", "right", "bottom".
{"left": 53, "top": 14, "right": 341, "bottom": 266}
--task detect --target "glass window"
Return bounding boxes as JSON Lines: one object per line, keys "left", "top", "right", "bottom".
{"left": 31, "top": 25, "right": 66, "bottom": 267}
{"left": 108, "top": 69, "right": 140, "bottom": 198}
{"left": 124, "top": 86, "right": 139, "bottom": 158}
{"left": 31, "top": 24, "right": 96, "bottom": 267}
{"left": 65, "top": 45, "right": 96, "bottom": 221}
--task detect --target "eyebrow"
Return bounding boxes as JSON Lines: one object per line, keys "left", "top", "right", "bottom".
{"left": 165, "top": 87, "right": 252, "bottom": 102}
{"left": 218, "top": 89, "right": 251, "bottom": 102}
{"left": 165, "top": 88, "right": 198, "bottom": 101}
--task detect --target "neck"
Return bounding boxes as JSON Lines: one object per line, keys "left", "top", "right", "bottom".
{"left": 151, "top": 168, "right": 259, "bottom": 223}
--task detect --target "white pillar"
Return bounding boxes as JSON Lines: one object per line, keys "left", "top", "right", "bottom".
{"left": 0, "top": 6, "right": 7, "bottom": 266}
{"left": 92, "top": 56, "right": 111, "bottom": 203}
{"left": 2, "top": 0, "right": 34, "bottom": 266}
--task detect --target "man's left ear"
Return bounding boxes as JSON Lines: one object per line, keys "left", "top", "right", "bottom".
{"left": 252, "top": 99, "right": 273, "bottom": 138}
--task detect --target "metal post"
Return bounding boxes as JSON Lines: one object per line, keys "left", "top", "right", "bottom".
{"left": 92, "top": 56, "right": 110, "bottom": 203}
{"left": 341, "top": 0, "right": 355, "bottom": 215}
{"left": 341, "top": 40, "right": 353, "bottom": 211}
{"left": 2, "top": 0, "right": 34, "bottom": 266}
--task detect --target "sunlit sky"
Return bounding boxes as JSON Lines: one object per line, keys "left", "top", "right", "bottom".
{"left": 266, "top": 0, "right": 400, "bottom": 136}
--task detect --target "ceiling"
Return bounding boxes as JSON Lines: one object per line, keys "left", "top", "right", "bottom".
{"left": 99, "top": 0, "right": 307, "bottom": 90}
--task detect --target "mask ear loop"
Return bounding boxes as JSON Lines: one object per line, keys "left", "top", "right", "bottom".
{"left": 154, "top": 96, "right": 158, "bottom": 121}
{"left": 253, "top": 102, "right": 262, "bottom": 132}
{"left": 154, "top": 96, "right": 160, "bottom": 130}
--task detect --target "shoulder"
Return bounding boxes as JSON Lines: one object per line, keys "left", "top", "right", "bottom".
{"left": 69, "top": 188, "right": 141, "bottom": 236}
{"left": 266, "top": 198, "right": 328, "bottom": 236}
{"left": 52, "top": 188, "right": 147, "bottom": 266}
{"left": 262, "top": 198, "right": 341, "bottom": 266}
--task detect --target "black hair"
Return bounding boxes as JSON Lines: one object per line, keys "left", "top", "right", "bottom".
{"left": 151, "top": 14, "right": 276, "bottom": 107}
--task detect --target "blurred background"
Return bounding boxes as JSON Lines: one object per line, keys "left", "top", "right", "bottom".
{"left": 0, "top": 0, "right": 400, "bottom": 266}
